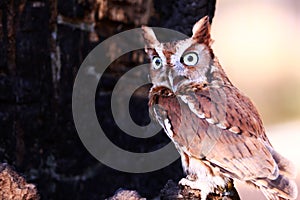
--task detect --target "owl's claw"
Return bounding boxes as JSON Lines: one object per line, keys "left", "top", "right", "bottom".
{"left": 179, "top": 178, "right": 210, "bottom": 200}
{"left": 179, "top": 177, "right": 196, "bottom": 188}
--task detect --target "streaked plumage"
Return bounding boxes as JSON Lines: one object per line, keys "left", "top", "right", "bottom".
{"left": 142, "top": 16, "right": 298, "bottom": 200}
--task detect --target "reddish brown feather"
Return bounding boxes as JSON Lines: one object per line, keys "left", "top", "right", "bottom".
{"left": 149, "top": 83, "right": 276, "bottom": 180}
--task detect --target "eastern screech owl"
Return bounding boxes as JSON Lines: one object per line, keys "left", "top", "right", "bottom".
{"left": 142, "top": 16, "right": 298, "bottom": 200}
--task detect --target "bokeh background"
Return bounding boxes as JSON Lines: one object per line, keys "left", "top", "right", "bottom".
{"left": 212, "top": 0, "right": 300, "bottom": 199}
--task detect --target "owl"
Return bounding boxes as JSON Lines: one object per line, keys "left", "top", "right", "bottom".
{"left": 142, "top": 16, "right": 298, "bottom": 200}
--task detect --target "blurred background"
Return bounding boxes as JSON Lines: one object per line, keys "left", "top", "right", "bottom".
{"left": 0, "top": 0, "right": 299, "bottom": 199}
{"left": 213, "top": 0, "right": 300, "bottom": 199}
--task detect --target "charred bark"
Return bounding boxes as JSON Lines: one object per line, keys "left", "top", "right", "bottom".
{"left": 0, "top": 0, "right": 219, "bottom": 199}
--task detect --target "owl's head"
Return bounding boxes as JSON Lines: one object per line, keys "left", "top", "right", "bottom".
{"left": 142, "top": 16, "right": 219, "bottom": 92}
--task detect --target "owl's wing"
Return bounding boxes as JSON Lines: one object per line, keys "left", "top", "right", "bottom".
{"left": 177, "top": 83, "right": 279, "bottom": 180}
{"left": 150, "top": 84, "right": 278, "bottom": 181}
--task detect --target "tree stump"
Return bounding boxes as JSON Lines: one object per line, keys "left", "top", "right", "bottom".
{"left": 0, "top": 163, "right": 39, "bottom": 200}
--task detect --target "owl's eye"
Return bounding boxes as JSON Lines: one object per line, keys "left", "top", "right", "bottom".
{"left": 152, "top": 56, "right": 162, "bottom": 69}
{"left": 181, "top": 52, "right": 198, "bottom": 66}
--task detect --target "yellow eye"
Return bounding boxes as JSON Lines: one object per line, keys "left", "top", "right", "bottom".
{"left": 182, "top": 52, "right": 198, "bottom": 66}
{"left": 152, "top": 56, "right": 162, "bottom": 69}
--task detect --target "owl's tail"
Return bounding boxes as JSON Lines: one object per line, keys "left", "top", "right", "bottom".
{"left": 258, "top": 147, "right": 298, "bottom": 200}
{"left": 260, "top": 174, "right": 298, "bottom": 200}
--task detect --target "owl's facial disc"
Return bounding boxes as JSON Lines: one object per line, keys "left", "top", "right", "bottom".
{"left": 148, "top": 39, "right": 211, "bottom": 92}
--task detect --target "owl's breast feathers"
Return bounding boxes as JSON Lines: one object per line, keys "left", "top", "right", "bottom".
{"left": 148, "top": 83, "right": 278, "bottom": 181}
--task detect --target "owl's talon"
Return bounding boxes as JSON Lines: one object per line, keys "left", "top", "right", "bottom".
{"left": 179, "top": 177, "right": 211, "bottom": 200}
{"left": 179, "top": 178, "right": 194, "bottom": 188}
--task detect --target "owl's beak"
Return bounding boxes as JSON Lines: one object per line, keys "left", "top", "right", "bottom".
{"left": 168, "top": 70, "right": 188, "bottom": 92}
{"left": 173, "top": 76, "right": 187, "bottom": 88}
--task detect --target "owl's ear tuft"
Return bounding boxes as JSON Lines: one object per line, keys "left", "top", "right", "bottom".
{"left": 141, "top": 26, "right": 159, "bottom": 51}
{"left": 192, "top": 16, "right": 212, "bottom": 46}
